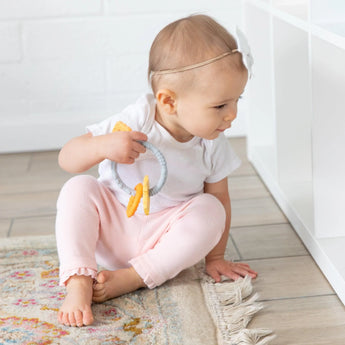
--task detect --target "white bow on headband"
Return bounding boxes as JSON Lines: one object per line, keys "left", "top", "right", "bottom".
{"left": 235, "top": 27, "right": 254, "bottom": 77}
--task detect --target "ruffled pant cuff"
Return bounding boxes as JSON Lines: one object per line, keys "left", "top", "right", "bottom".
{"left": 59, "top": 267, "right": 98, "bottom": 286}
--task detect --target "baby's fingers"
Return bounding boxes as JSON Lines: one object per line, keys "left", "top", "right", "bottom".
{"left": 222, "top": 267, "right": 243, "bottom": 281}
{"left": 232, "top": 263, "right": 257, "bottom": 279}
{"left": 130, "top": 131, "right": 148, "bottom": 143}
{"left": 207, "top": 267, "right": 222, "bottom": 283}
{"left": 132, "top": 140, "right": 146, "bottom": 154}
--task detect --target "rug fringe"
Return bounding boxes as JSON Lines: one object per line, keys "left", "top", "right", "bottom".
{"left": 200, "top": 274, "right": 274, "bottom": 345}
{"left": 215, "top": 275, "right": 254, "bottom": 306}
{"left": 230, "top": 329, "right": 276, "bottom": 345}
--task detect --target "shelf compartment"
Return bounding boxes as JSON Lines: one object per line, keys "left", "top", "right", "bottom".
{"left": 245, "top": 3, "right": 278, "bottom": 180}
{"left": 312, "top": 36, "right": 345, "bottom": 238}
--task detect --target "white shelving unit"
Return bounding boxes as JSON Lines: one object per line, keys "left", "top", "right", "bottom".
{"left": 244, "top": 0, "right": 345, "bottom": 305}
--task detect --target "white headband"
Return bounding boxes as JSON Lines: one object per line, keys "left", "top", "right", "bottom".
{"left": 150, "top": 27, "right": 253, "bottom": 78}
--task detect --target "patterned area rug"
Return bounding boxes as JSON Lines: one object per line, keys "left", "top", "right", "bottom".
{"left": 0, "top": 236, "right": 274, "bottom": 345}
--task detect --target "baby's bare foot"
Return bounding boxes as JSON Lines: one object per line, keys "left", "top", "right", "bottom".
{"left": 93, "top": 267, "right": 146, "bottom": 303}
{"left": 58, "top": 275, "right": 94, "bottom": 327}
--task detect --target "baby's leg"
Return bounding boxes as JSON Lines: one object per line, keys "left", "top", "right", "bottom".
{"left": 129, "top": 193, "right": 226, "bottom": 289}
{"left": 92, "top": 193, "right": 225, "bottom": 301}
{"left": 56, "top": 175, "right": 121, "bottom": 326}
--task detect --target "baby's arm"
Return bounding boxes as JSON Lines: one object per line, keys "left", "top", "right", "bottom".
{"left": 58, "top": 131, "right": 147, "bottom": 173}
{"left": 204, "top": 178, "right": 257, "bottom": 281}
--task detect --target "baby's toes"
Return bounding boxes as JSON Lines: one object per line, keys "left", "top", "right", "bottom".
{"left": 58, "top": 310, "right": 64, "bottom": 324}
{"left": 83, "top": 306, "right": 94, "bottom": 325}
{"left": 68, "top": 312, "right": 77, "bottom": 327}
{"left": 61, "top": 312, "right": 71, "bottom": 326}
{"left": 74, "top": 310, "right": 84, "bottom": 327}
{"left": 92, "top": 292, "right": 106, "bottom": 303}
{"left": 92, "top": 282, "right": 103, "bottom": 292}
{"left": 92, "top": 285, "right": 106, "bottom": 302}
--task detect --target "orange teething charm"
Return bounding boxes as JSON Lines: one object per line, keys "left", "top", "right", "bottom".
{"left": 126, "top": 183, "right": 143, "bottom": 217}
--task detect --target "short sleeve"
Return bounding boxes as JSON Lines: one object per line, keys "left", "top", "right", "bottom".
{"left": 204, "top": 134, "right": 241, "bottom": 184}
{"left": 86, "top": 94, "right": 155, "bottom": 136}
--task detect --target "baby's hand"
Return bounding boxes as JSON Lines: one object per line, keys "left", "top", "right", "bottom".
{"left": 104, "top": 131, "right": 147, "bottom": 164}
{"left": 205, "top": 257, "right": 257, "bottom": 282}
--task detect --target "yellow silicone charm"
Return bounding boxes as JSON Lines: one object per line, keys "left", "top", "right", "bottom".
{"left": 143, "top": 175, "right": 150, "bottom": 215}
{"left": 112, "top": 121, "right": 132, "bottom": 132}
{"left": 126, "top": 183, "right": 143, "bottom": 218}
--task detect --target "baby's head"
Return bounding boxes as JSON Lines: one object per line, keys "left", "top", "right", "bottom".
{"left": 148, "top": 15, "right": 250, "bottom": 141}
{"left": 148, "top": 14, "right": 248, "bottom": 94}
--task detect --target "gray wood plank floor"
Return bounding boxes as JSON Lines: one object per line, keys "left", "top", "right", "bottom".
{"left": 1, "top": 138, "right": 345, "bottom": 344}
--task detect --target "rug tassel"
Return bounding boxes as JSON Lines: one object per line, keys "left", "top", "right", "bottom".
{"left": 230, "top": 329, "right": 276, "bottom": 345}
{"left": 215, "top": 275, "right": 254, "bottom": 305}
{"left": 200, "top": 273, "right": 275, "bottom": 345}
{"left": 221, "top": 300, "right": 263, "bottom": 333}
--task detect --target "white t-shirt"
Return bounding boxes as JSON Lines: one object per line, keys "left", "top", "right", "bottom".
{"left": 87, "top": 94, "right": 241, "bottom": 213}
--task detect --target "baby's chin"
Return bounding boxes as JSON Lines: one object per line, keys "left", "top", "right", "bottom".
{"left": 203, "top": 131, "right": 222, "bottom": 140}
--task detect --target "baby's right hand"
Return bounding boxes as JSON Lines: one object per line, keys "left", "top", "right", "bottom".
{"left": 103, "top": 131, "right": 147, "bottom": 164}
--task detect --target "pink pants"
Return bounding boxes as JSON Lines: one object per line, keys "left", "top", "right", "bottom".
{"left": 55, "top": 175, "right": 225, "bottom": 288}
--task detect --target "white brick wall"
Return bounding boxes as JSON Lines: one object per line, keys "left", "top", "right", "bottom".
{"left": 0, "top": 23, "right": 21, "bottom": 62}
{"left": 0, "top": 0, "right": 101, "bottom": 19}
{"left": 0, "top": 0, "right": 246, "bottom": 152}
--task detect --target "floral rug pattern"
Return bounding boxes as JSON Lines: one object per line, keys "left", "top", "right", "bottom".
{"left": 0, "top": 237, "right": 185, "bottom": 345}
{"left": 0, "top": 236, "right": 273, "bottom": 345}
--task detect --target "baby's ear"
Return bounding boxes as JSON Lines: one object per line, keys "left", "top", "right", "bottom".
{"left": 156, "top": 89, "right": 177, "bottom": 114}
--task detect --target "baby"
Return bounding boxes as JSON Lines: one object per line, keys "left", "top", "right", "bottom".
{"left": 56, "top": 14, "right": 257, "bottom": 327}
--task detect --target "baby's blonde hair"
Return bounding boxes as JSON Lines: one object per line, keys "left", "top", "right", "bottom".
{"left": 148, "top": 14, "right": 246, "bottom": 93}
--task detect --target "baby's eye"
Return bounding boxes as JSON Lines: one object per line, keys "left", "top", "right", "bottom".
{"left": 214, "top": 104, "right": 226, "bottom": 110}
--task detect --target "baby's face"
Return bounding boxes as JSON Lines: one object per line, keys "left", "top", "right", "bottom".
{"left": 174, "top": 62, "right": 248, "bottom": 141}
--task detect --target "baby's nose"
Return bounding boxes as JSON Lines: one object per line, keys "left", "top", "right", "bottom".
{"left": 224, "top": 111, "right": 236, "bottom": 122}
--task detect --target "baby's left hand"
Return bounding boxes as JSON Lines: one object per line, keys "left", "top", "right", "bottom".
{"left": 205, "top": 258, "right": 257, "bottom": 282}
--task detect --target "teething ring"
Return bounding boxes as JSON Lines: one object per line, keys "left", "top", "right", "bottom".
{"left": 111, "top": 140, "right": 168, "bottom": 197}
{"left": 111, "top": 121, "right": 168, "bottom": 217}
